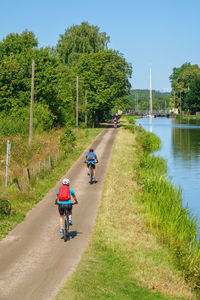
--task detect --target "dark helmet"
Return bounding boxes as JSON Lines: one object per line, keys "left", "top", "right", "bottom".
{"left": 89, "top": 148, "right": 94, "bottom": 152}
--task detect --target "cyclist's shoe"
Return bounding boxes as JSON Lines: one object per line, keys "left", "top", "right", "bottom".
{"left": 93, "top": 177, "right": 97, "bottom": 182}
{"left": 60, "top": 230, "right": 64, "bottom": 235}
{"left": 68, "top": 219, "right": 72, "bottom": 226}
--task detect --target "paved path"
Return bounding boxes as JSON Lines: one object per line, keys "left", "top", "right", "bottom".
{"left": 0, "top": 126, "right": 117, "bottom": 300}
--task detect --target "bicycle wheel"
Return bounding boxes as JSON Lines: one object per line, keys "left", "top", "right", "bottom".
{"left": 89, "top": 165, "right": 93, "bottom": 184}
{"left": 64, "top": 217, "right": 69, "bottom": 242}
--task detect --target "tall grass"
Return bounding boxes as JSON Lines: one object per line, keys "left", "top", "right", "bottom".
{"left": 0, "top": 127, "right": 103, "bottom": 239}
{"left": 127, "top": 117, "right": 200, "bottom": 291}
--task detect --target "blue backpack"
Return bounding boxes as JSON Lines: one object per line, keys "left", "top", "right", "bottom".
{"left": 87, "top": 152, "right": 95, "bottom": 161}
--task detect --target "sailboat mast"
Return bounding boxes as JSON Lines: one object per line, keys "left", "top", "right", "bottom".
{"left": 149, "top": 68, "right": 152, "bottom": 115}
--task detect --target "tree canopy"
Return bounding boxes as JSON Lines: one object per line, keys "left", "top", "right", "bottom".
{"left": 0, "top": 24, "right": 132, "bottom": 135}
{"left": 56, "top": 22, "right": 110, "bottom": 65}
{"left": 73, "top": 50, "right": 132, "bottom": 123}
{"left": 128, "top": 89, "right": 170, "bottom": 111}
{"left": 184, "top": 75, "right": 200, "bottom": 114}
{"left": 169, "top": 62, "right": 200, "bottom": 113}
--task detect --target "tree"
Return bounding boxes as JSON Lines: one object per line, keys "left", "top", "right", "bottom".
{"left": 73, "top": 50, "right": 132, "bottom": 124}
{"left": 0, "top": 31, "right": 76, "bottom": 127}
{"left": 169, "top": 63, "right": 200, "bottom": 111}
{"left": 0, "top": 30, "right": 38, "bottom": 60}
{"left": 184, "top": 75, "right": 200, "bottom": 114}
{"left": 56, "top": 22, "right": 110, "bottom": 65}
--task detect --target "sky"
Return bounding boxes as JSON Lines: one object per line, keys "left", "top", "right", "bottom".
{"left": 1, "top": 0, "right": 200, "bottom": 92}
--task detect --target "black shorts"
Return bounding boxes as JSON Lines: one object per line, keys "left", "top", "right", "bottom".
{"left": 58, "top": 203, "right": 72, "bottom": 216}
{"left": 87, "top": 162, "right": 95, "bottom": 169}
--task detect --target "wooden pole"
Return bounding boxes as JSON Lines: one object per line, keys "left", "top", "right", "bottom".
{"left": 29, "top": 60, "right": 35, "bottom": 147}
{"left": 85, "top": 90, "right": 87, "bottom": 127}
{"left": 5, "top": 140, "right": 11, "bottom": 187}
{"left": 76, "top": 76, "right": 79, "bottom": 129}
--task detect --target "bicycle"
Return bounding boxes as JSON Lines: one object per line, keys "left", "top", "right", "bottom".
{"left": 55, "top": 203, "right": 76, "bottom": 242}
{"left": 113, "top": 120, "right": 118, "bottom": 129}
{"left": 63, "top": 207, "right": 70, "bottom": 242}
{"left": 88, "top": 162, "right": 96, "bottom": 184}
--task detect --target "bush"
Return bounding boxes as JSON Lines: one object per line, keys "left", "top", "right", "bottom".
{"left": 0, "top": 103, "right": 55, "bottom": 137}
{"left": 0, "top": 199, "right": 11, "bottom": 217}
{"left": 137, "top": 131, "right": 161, "bottom": 153}
{"left": 60, "top": 129, "right": 76, "bottom": 155}
{"left": 127, "top": 116, "right": 136, "bottom": 125}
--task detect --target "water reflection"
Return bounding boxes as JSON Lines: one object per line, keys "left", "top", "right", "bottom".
{"left": 172, "top": 119, "right": 200, "bottom": 160}
{"left": 136, "top": 117, "right": 200, "bottom": 221}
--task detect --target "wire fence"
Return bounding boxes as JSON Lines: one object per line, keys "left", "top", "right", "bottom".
{"left": 1, "top": 141, "right": 62, "bottom": 191}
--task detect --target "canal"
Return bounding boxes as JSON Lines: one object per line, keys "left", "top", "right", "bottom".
{"left": 136, "top": 117, "right": 200, "bottom": 223}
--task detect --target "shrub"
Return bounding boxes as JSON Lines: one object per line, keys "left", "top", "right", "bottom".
{"left": 0, "top": 199, "right": 11, "bottom": 217}
{"left": 0, "top": 103, "right": 55, "bottom": 137}
{"left": 60, "top": 129, "right": 76, "bottom": 155}
{"left": 137, "top": 131, "right": 161, "bottom": 152}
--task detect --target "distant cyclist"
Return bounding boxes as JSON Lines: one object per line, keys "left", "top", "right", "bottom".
{"left": 55, "top": 178, "right": 78, "bottom": 235}
{"left": 84, "top": 149, "right": 98, "bottom": 181}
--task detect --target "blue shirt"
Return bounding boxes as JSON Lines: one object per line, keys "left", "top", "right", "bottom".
{"left": 86, "top": 152, "right": 97, "bottom": 163}
{"left": 57, "top": 187, "right": 75, "bottom": 204}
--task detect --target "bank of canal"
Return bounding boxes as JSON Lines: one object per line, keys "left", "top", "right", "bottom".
{"left": 136, "top": 117, "right": 200, "bottom": 223}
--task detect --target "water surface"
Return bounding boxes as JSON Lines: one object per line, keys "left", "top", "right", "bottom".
{"left": 136, "top": 117, "right": 200, "bottom": 221}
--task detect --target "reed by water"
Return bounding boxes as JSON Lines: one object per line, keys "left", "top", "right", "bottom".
{"left": 127, "top": 116, "right": 200, "bottom": 291}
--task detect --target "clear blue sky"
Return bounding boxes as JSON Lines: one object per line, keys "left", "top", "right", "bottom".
{"left": 1, "top": 0, "right": 200, "bottom": 91}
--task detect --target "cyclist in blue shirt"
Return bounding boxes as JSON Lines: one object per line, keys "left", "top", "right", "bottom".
{"left": 84, "top": 148, "right": 98, "bottom": 181}
{"left": 55, "top": 178, "right": 78, "bottom": 235}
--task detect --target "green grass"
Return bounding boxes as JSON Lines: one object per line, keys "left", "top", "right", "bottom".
{"left": 126, "top": 117, "right": 200, "bottom": 294}
{"left": 0, "top": 127, "right": 103, "bottom": 239}
{"left": 55, "top": 118, "right": 194, "bottom": 300}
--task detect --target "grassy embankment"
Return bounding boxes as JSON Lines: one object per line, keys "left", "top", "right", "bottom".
{"left": 176, "top": 115, "right": 200, "bottom": 120}
{"left": 55, "top": 117, "right": 196, "bottom": 300}
{"left": 0, "top": 127, "right": 103, "bottom": 239}
{"left": 127, "top": 117, "right": 200, "bottom": 293}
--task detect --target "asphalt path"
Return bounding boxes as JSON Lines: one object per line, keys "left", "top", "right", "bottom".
{"left": 0, "top": 125, "right": 118, "bottom": 300}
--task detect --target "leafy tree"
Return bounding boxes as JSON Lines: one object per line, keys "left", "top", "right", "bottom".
{"left": 169, "top": 62, "right": 191, "bottom": 87}
{"left": 184, "top": 75, "right": 200, "bottom": 114}
{"left": 73, "top": 50, "right": 132, "bottom": 124}
{"left": 56, "top": 22, "right": 110, "bottom": 65}
{"left": 128, "top": 89, "right": 170, "bottom": 111}
{"left": 0, "top": 30, "right": 38, "bottom": 60}
{"left": 0, "top": 31, "right": 76, "bottom": 126}
{"left": 169, "top": 63, "right": 200, "bottom": 111}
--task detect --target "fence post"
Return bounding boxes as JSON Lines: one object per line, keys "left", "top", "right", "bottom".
{"left": 26, "top": 168, "right": 30, "bottom": 184}
{"left": 49, "top": 154, "right": 51, "bottom": 169}
{"left": 5, "top": 140, "right": 11, "bottom": 187}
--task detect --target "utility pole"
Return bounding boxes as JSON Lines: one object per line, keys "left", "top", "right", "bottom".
{"left": 76, "top": 76, "right": 79, "bottom": 129}
{"left": 29, "top": 60, "right": 35, "bottom": 147}
{"left": 85, "top": 90, "right": 87, "bottom": 127}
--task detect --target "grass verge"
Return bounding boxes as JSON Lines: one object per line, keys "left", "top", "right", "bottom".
{"left": 55, "top": 118, "right": 195, "bottom": 300}
{"left": 126, "top": 117, "right": 200, "bottom": 293}
{"left": 0, "top": 127, "right": 103, "bottom": 239}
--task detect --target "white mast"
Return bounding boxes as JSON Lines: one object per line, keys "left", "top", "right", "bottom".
{"left": 149, "top": 67, "right": 152, "bottom": 116}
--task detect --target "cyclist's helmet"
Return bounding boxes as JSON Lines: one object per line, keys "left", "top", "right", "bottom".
{"left": 62, "top": 178, "right": 70, "bottom": 185}
{"left": 89, "top": 148, "right": 94, "bottom": 152}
